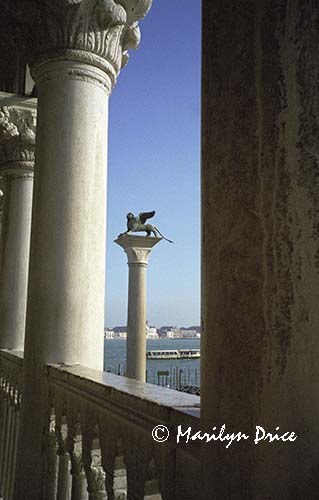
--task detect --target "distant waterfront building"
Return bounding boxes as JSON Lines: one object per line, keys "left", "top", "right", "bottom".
{"left": 166, "top": 328, "right": 181, "bottom": 339}
{"left": 146, "top": 325, "right": 158, "bottom": 338}
{"left": 104, "top": 329, "right": 114, "bottom": 339}
{"left": 113, "top": 326, "right": 127, "bottom": 334}
{"left": 189, "top": 326, "right": 201, "bottom": 334}
{"left": 166, "top": 330, "right": 174, "bottom": 339}
{"left": 104, "top": 327, "right": 127, "bottom": 339}
{"left": 115, "top": 331, "right": 127, "bottom": 339}
{"left": 112, "top": 326, "right": 128, "bottom": 338}
{"left": 106, "top": 325, "right": 200, "bottom": 339}
{"left": 180, "top": 329, "right": 198, "bottom": 338}
{"left": 158, "top": 326, "right": 180, "bottom": 338}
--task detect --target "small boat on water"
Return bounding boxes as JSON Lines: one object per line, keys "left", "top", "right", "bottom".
{"left": 146, "top": 349, "right": 200, "bottom": 360}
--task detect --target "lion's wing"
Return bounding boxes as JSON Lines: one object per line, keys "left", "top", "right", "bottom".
{"left": 139, "top": 211, "right": 155, "bottom": 224}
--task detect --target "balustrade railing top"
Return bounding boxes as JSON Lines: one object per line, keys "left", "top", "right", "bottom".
{"left": 0, "top": 350, "right": 23, "bottom": 383}
{"left": 47, "top": 362, "right": 200, "bottom": 417}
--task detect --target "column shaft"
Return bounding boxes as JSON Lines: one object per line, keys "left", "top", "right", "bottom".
{"left": 0, "top": 174, "right": 33, "bottom": 349}
{"left": 14, "top": 61, "right": 108, "bottom": 500}
{"left": 0, "top": 182, "right": 3, "bottom": 256}
{"left": 0, "top": 94, "right": 36, "bottom": 350}
{"left": 11, "top": 1, "right": 153, "bottom": 497}
{"left": 127, "top": 263, "right": 147, "bottom": 381}
{"left": 23, "top": 61, "right": 107, "bottom": 368}
{"left": 115, "top": 234, "right": 161, "bottom": 382}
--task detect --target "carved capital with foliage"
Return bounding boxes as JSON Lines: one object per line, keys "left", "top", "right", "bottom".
{"left": 0, "top": 105, "right": 36, "bottom": 175}
{"left": 15, "top": 0, "right": 152, "bottom": 90}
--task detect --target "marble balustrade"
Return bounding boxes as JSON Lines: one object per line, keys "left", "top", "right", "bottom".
{"left": 0, "top": 350, "right": 200, "bottom": 500}
{"left": 0, "top": 351, "right": 23, "bottom": 500}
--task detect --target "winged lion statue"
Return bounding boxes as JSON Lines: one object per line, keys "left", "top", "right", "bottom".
{"left": 118, "top": 211, "right": 173, "bottom": 243}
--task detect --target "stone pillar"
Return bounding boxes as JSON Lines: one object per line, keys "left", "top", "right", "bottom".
{"left": 115, "top": 235, "right": 160, "bottom": 381}
{"left": 13, "top": 2, "right": 152, "bottom": 499}
{"left": 0, "top": 180, "right": 3, "bottom": 245}
{"left": 0, "top": 95, "right": 36, "bottom": 350}
{"left": 201, "top": 2, "right": 319, "bottom": 500}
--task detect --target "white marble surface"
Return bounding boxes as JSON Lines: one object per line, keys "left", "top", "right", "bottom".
{"left": 12, "top": 1, "right": 154, "bottom": 496}
{"left": 23, "top": 60, "right": 109, "bottom": 371}
{"left": 0, "top": 93, "right": 36, "bottom": 350}
{"left": 49, "top": 362, "right": 200, "bottom": 410}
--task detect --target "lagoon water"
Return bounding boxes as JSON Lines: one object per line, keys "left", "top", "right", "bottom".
{"left": 104, "top": 338, "right": 201, "bottom": 388}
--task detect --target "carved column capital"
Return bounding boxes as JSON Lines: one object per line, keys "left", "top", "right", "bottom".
{"left": 0, "top": 94, "right": 37, "bottom": 176}
{"left": 114, "top": 234, "right": 161, "bottom": 265}
{"left": 16, "top": 0, "right": 153, "bottom": 92}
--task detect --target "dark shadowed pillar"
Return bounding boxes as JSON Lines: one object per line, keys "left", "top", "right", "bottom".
{"left": 201, "top": 1, "right": 319, "bottom": 499}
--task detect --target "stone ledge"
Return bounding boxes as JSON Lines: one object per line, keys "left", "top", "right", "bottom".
{"left": 47, "top": 363, "right": 201, "bottom": 455}
{"left": 0, "top": 348, "right": 24, "bottom": 365}
{"left": 47, "top": 362, "right": 200, "bottom": 413}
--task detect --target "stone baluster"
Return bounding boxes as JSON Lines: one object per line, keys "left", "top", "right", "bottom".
{"left": 8, "top": 405, "right": 20, "bottom": 500}
{"left": 113, "top": 456, "right": 128, "bottom": 500}
{"left": 0, "top": 381, "right": 9, "bottom": 496}
{"left": 44, "top": 429, "right": 59, "bottom": 500}
{"left": 115, "top": 235, "right": 161, "bottom": 381}
{"left": 101, "top": 463, "right": 115, "bottom": 500}
{"left": 56, "top": 427, "right": 71, "bottom": 500}
{"left": 0, "top": 98, "right": 36, "bottom": 350}
{"left": 70, "top": 454, "right": 88, "bottom": 500}
{"left": 83, "top": 452, "right": 107, "bottom": 500}
{"left": 81, "top": 416, "right": 107, "bottom": 500}
{"left": 99, "top": 420, "right": 117, "bottom": 500}
{"left": 100, "top": 426, "right": 129, "bottom": 500}
{"left": 0, "top": 378, "right": 21, "bottom": 500}
{"left": 3, "top": 385, "right": 19, "bottom": 500}
{"left": 67, "top": 428, "right": 88, "bottom": 500}
{"left": 126, "top": 463, "right": 145, "bottom": 500}
{"left": 0, "top": 377, "right": 21, "bottom": 500}
{"left": 0, "top": 378, "right": 5, "bottom": 489}
{"left": 4, "top": 386, "right": 17, "bottom": 500}
{"left": 0, "top": 179, "right": 4, "bottom": 254}
{"left": 156, "top": 449, "right": 176, "bottom": 500}
{"left": 2, "top": 386, "right": 14, "bottom": 499}
{"left": 13, "top": 1, "right": 153, "bottom": 497}
{"left": 124, "top": 434, "right": 148, "bottom": 500}
{"left": 144, "top": 458, "right": 160, "bottom": 500}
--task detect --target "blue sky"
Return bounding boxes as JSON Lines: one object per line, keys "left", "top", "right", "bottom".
{"left": 105, "top": 0, "right": 201, "bottom": 328}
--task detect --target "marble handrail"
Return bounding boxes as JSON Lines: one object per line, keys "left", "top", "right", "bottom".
{"left": 0, "top": 350, "right": 23, "bottom": 388}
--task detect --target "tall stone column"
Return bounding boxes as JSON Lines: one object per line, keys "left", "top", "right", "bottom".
{"left": 115, "top": 235, "right": 160, "bottom": 381}
{"left": 0, "top": 95, "right": 36, "bottom": 350}
{"left": 13, "top": 2, "right": 152, "bottom": 499}
{"left": 201, "top": 2, "right": 319, "bottom": 500}
{"left": 0, "top": 178, "right": 4, "bottom": 258}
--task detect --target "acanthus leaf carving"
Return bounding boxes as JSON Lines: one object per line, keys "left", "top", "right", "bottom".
{"left": 0, "top": 106, "right": 36, "bottom": 173}
{"left": 15, "top": 0, "right": 152, "bottom": 89}
{"left": 125, "top": 246, "right": 151, "bottom": 265}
